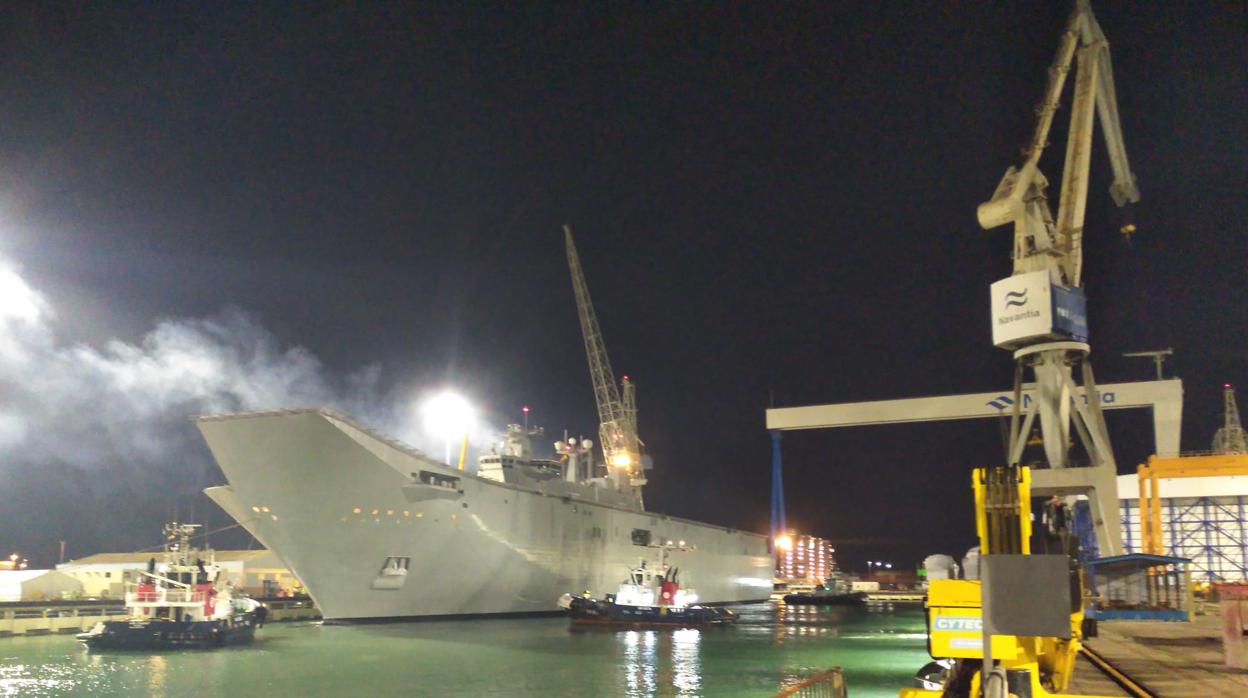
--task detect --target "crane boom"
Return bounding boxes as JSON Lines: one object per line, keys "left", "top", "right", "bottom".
{"left": 564, "top": 226, "right": 646, "bottom": 498}
{"left": 978, "top": 0, "right": 1139, "bottom": 287}
{"left": 1080, "top": 1, "right": 1140, "bottom": 209}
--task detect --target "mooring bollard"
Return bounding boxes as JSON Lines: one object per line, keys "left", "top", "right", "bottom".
{"left": 1212, "top": 583, "right": 1248, "bottom": 669}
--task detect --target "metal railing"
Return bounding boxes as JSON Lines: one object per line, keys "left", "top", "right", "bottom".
{"left": 772, "top": 668, "right": 848, "bottom": 698}
{"left": 3, "top": 606, "right": 127, "bottom": 620}
{"left": 2, "top": 602, "right": 129, "bottom": 637}
{"left": 126, "top": 588, "right": 206, "bottom": 605}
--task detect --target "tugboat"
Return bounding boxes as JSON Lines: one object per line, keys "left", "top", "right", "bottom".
{"left": 782, "top": 575, "right": 868, "bottom": 606}
{"left": 77, "top": 523, "right": 264, "bottom": 650}
{"left": 558, "top": 543, "right": 736, "bottom": 627}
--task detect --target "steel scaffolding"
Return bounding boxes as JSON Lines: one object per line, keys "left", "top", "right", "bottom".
{"left": 1121, "top": 496, "right": 1248, "bottom": 581}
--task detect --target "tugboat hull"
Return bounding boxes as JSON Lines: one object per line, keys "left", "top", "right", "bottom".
{"left": 782, "top": 592, "right": 868, "bottom": 606}
{"left": 564, "top": 596, "right": 736, "bottom": 627}
{"left": 78, "top": 617, "right": 258, "bottom": 650}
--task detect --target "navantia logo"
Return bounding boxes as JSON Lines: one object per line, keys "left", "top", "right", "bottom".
{"left": 933, "top": 616, "right": 983, "bottom": 632}
{"left": 1004, "top": 289, "right": 1028, "bottom": 308}
{"left": 986, "top": 392, "right": 1116, "bottom": 410}
{"left": 986, "top": 395, "right": 1016, "bottom": 410}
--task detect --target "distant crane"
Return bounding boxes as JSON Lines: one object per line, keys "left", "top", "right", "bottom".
{"left": 1213, "top": 385, "right": 1247, "bottom": 455}
{"left": 564, "top": 226, "right": 647, "bottom": 500}
{"left": 1123, "top": 348, "right": 1173, "bottom": 381}
{"left": 978, "top": 0, "right": 1140, "bottom": 557}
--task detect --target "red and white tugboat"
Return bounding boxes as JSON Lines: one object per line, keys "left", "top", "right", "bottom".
{"left": 559, "top": 543, "right": 736, "bottom": 627}
{"left": 77, "top": 523, "right": 264, "bottom": 650}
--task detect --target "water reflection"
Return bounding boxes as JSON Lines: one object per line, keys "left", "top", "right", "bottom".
{"left": 0, "top": 660, "right": 95, "bottom": 696}
{"left": 620, "top": 630, "right": 658, "bottom": 696}
{"left": 772, "top": 602, "right": 845, "bottom": 643}
{"left": 147, "top": 654, "right": 167, "bottom": 695}
{"left": 670, "top": 628, "right": 701, "bottom": 695}
{"left": 616, "top": 626, "right": 702, "bottom": 697}
{"left": 2, "top": 606, "right": 931, "bottom": 697}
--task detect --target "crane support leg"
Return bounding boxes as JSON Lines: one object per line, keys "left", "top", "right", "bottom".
{"left": 770, "top": 429, "right": 787, "bottom": 551}
{"left": 1008, "top": 343, "right": 1124, "bottom": 557}
{"left": 1032, "top": 463, "right": 1122, "bottom": 557}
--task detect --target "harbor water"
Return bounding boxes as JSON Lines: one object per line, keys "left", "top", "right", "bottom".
{"left": 1, "top": 604, "right": 929, "bottom": 697}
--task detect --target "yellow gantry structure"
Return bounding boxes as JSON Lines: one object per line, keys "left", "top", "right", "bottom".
{"left": 1138, "top": 453, "right": 1248, "bottom": 556}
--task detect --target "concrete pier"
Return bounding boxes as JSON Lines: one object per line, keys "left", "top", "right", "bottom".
{"left": 0, "top": 596, "right": 320, "bottom": 638}
{"left": 1084, "top": 612, "right": 1248, "bottom": 697}
{"left": 0, "top": 601, "right": 127, "bottom": 637}
{"left": 1066, "top": 653, "right": 1129, "bottom": 697}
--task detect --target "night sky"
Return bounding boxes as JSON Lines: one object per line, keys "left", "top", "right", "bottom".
{"left": 1, "top": 3, "right": 1244, "bottom": 571}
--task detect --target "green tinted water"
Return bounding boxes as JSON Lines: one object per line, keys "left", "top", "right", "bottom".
{"left": 1, "top": 604, "right": 929, "bottom": 697}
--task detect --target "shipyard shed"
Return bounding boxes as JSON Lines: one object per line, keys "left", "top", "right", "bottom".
{"left": 57, "top": 550, "right": 300, "bottom": 597}
{"left": 0, "top": 570, "right": 84, "bottom": 602}
{"left": 1117, "top": 473, "right": 1248, "bottom": 582}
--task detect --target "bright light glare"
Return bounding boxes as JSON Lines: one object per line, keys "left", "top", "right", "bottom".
{"left": 0, "top": 262, "right": 49, "bottom": 328}
{"left": 775, "top": 534, "right": 793, "bottom": 552}
{"left": 421, "top": 390, "right": 476, "bottom": 438}
{"left": 611, "top": 452, "right": 633, "bottom": 468}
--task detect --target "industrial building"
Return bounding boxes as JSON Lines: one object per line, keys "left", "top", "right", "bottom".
{"left": 0, "top": 570, "right": 83, "bottom": 602}
{"left": 1117, "top": 473, "right": 1248, "bottom": 582}
{"left": 57, "top": 549, "right": 300, "bottom": 598}
{"left": 1115, "top": 386, "right": 1248, "bottom": 582}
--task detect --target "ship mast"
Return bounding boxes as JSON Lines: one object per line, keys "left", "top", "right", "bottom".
{"left": 564, "top": 226, "right": 646, "bottom": 501}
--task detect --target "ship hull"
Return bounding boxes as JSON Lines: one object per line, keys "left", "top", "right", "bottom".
{"left": 198, "top": 410, "right": 773, "bottom": 622}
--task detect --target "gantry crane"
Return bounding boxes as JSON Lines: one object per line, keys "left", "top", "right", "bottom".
{"left": 564, "top": 226, "right": 647, "bottom": 501}
{"left": 979, "top": 0, "right": 1140, "bottom": 558}
{"left": 1139, "top": 384, "right": 1248, "bottom": 558}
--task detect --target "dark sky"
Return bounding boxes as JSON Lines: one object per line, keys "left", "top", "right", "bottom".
{"left": 1, "top": 2, "right": 1244, "bottom": 570}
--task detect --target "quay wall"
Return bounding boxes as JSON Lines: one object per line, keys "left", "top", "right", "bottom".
{"left": 0, "top": 597, "right": 321, "bottom": 638}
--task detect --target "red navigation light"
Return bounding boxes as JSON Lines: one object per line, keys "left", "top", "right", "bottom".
{"left": 522, "top": 405, "right": 530, "bottom": 413}
{"left": 1226, "top": 384, "right": 1233, "bottom": 390}
{"left": 622, "top": 375, "right": 629, "bottom": 382}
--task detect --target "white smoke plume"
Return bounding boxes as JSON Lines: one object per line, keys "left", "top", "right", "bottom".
{"left": 0, "top": 257, "right": 489, "bottom": 474}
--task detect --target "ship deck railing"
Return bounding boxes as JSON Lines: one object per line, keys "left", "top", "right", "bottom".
{"left": 125, "top": 589, "right": 207, "bottom": 607}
